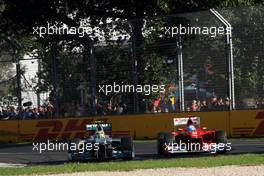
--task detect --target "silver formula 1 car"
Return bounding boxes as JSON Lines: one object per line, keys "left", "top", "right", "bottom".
{"left": 68, "top": 123, "right": 134, "bottom": 161}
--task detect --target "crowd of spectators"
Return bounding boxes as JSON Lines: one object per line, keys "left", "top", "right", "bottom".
{"left": 0, "top": 103, "right": 54, "bottom": 120}
{"left": 185, "top": 96, "right": 230, "bottom": 112}
{"left": 151, "top": 95, "right": 227, "bottom": 113}
{"left": 96, "top": 103, "right": 128, "bottom": 115}
{"left": 58, "top": 102, "right": 128, "bottom": 117}
{"left": 150, "top": 96, "right": 264, "bottom": 113}
{"left": 1, "top": 97, "right": 264, "bottom": 120}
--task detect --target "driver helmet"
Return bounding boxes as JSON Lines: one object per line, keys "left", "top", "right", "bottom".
{"left": 95, "top": 124, "right": 105, "bottom": 139}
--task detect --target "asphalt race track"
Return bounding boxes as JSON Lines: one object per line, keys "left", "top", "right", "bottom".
{"left": 0, "top": 139, "right": 263, "bottom": 165}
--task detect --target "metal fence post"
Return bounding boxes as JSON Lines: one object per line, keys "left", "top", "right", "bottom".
{"left": 15, "top": 59, "right": 22, "bottom": 108}
{"left": 89, "top": 41, "right": 97, "bottom": 115}
{"left": 129, "top": 21, "right": 139, "bottom": 114}
{"left": 210, "top": 9, "right": 235, "bottom": 110}
{"left": 51, "top": 42, "right": 59, "bottom": 118}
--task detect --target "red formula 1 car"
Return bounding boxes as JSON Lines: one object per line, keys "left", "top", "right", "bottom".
{"left": 157, "top": 116, "right": 230, "bottom": 155}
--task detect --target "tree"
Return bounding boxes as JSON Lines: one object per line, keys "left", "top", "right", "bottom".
{"left": 1, "top": 0, "right": 263, "bottom": 113}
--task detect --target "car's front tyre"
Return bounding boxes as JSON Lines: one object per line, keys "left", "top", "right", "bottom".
{"left": 215, "top": 130, "right": 228, "bottom": 154}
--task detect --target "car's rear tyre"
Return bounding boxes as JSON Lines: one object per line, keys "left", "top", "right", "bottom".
{"left": 67, "top": 139, "right": 81, "bottom": 161}
{"left": 68, "top": 153, "right": 74, "bottom": 162}
{"left": 215, "top": 130, "right": 227, "bottom": 154}
{"left": 157, "top": 132, "right": 174, "bottom": 155}
{"left": 121, "top": 136, "right": 134, "bottom": 160}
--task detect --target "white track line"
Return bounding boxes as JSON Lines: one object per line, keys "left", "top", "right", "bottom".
{"left": 0, "top": 163, "right": 26, "bottom": 167}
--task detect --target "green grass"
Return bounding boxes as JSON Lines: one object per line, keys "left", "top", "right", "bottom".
{"left": 0, "top": 154, "right": 264, "bottom": 175}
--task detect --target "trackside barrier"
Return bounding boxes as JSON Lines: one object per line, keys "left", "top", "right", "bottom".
{"left": 0, "top": 109, "right": 263, "bottom": 143}
{"left": 230, "top": 109, "right": 264, "bottom": 137}
{"left": 0, "top": 120, "right": 19, "bottom": 143}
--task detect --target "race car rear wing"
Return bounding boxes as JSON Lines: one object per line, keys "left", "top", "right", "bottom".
{"left": 85, "top": 123, "right": 131, "bottom": 136}
{"left": 86, "top": 123, "right": 112, "bottom": 132}
{"left": 173, "top": 116, "right": 200, "bottom": 126}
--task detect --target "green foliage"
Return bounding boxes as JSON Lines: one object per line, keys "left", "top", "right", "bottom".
{"left": 1, "top": 0, "right": 263, "bottom": 110}
{"left": 219, "top": 5, "right": 264, "bottom": 102}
